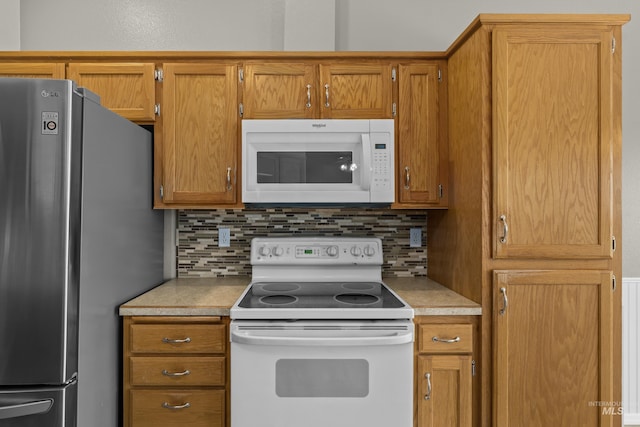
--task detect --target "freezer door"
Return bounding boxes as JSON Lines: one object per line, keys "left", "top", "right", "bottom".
{"left": 0, "top": 79, "right": 81, "bottom": 385}
{"left": 0, "top": 381, "right": 77, "bottom": 427}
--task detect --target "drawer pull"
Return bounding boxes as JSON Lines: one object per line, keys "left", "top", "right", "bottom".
{"left": 162, "top": 337, "right": 191, "bottom": 344}
{"left": 432, "top": 336, "right": 461, "bottom": 344}
{"left": 162, "top": 402, "right": 191, "bottom": 410}
{"left": 162, "top": 369, "right": 191, "bottom": 377}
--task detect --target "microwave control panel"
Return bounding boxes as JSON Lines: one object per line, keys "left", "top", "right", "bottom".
{"left": 370, "top": 131, "right": 394, "bottom": 201}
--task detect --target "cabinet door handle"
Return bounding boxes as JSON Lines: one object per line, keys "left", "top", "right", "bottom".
{"left": 432, "top": 336, "right": 461, "bottom": 343}
{"left": 499, "top": 287, "right": 508, "bottom": 316}
{"left": 404, "top": 166, "right": 410, "bottom": 190}
{"left": 499, "top": 215, "right": 509, "bottom": 243}
{"left": 162, "top": 402, "right": 191, "bottom": 410}
{"left": 306, "top": 84, "right": 312, "bottom": 108}
{"left": 162, "top": 337, "right": 191, "bottom": 344}
{"left": 162, "top": 369, "right": 191, "bottom": 377}
{"left": 226, "top": 167, "right": 232, "bottom": 191}
{"left": 324, "top": 84, "right": 330, "bottom": 107}
{"left": 424, "top": 372, "right": 432, "bottom": 400}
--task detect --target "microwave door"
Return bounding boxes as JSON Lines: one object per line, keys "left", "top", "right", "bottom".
{"left": 256, "top": 151, "right": 358, "bottom": 185}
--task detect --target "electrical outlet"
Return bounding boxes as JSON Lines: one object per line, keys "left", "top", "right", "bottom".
{"left": 218, "top": 228, "right": 231, "bottom": 247}
{"left": 410, "top": 227, "right": 422, "bottom": 248}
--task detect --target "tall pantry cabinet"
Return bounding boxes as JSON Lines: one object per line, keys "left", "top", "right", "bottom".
{"left": 428, "top": 14, "right": 629, "bottom": 427}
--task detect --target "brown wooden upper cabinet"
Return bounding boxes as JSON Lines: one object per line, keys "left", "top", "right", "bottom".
{"left": 397, "top": 63, "right": 447, "bottom": 208}
{"left": 0, "top": 62, "right": 65, "bottom": 79}
{"left": 66, "top": 63, "right": 156, "bottom": 122}
{"left": 156, "top": 63, "right": 239, "bottom": 207}
{"left": 492, "top": 28, "right": 615, "bottom": 259}
{"left": 242, "top": 62, "right": 394, "bottom": 119}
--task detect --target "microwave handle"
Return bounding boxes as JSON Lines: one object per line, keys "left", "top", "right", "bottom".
{"left": 361, "top": 134, "right": 371, "bottom": 191}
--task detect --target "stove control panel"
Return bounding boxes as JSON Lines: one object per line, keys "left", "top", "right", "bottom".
{"left": 251, "top": 237, "right": 383, "bottom": 265}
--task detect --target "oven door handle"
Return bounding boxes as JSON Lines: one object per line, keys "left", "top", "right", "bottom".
{"left": 231, "top": 329, "right": 413, "bottom": 347}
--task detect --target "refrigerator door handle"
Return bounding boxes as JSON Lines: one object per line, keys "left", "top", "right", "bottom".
{"left": 0, "top": 399, "right": 54, "bottom": 420}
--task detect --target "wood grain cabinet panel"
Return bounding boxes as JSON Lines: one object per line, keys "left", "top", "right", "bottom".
{"left": 0, "top": 62, "right": 65, "bottom": 79}
{"left": 418, "top": 324, "right": 473, "bottom": 354}
{"left": 397, "top": 63, "right": 447, "bottom": 208}
{"left": 130, "top": 356, "right": 225, "bottom": 386}
{"left": 124, "top": 316, "right": 229, "bottom": 427}
{"left": 415, "top": 317, "right": 474, "bottom": 427}
{"left": 243, "top": 62, "right": 317, "bottom": 118}
{"left": 130, "top": 389, "right": 225, "bottom": 427}
{"left": 430, "top": 16, "right": 627, "bottom": 426}
{"left": 319, "top": 63, "right": 393, "bottom": 119}
{"left": 493, "top": 270, "right": 613, "bottom": 427}
{"left": 242, "top": 62, "right": 393, "bottom": 119}
{"left": 418, "top": 355, "right": 473, "bottom": 427}
{"left": 492, "top": 28, "right": 614, "bottom": 259}
{"left": 66, "top": 62, "right": 156, "bottom": 121}
{"left": 159, "top": 63, "right": 238, "bottom": 206}
{"left": 130, "top": 323, "right": 226, "bottom": 354}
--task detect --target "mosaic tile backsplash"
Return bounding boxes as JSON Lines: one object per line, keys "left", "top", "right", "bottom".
{"left": 177, "top": 208, "right": 428, "bottom": 278}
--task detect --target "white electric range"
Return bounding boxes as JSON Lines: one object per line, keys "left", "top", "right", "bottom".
{"left": 230, "top": 237, "right": 414, "bottom": 427}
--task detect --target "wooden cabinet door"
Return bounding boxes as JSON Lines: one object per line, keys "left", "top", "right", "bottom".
{"left": 243, "top": 63, "right": 317, "bottom": 118}
{"left": 417, "top": 354, "right": 472, "bottom": 427}
{"left": 493, "top": 270, "right": 614, "bottom": 427}
{"left": 160, "top": 63, "right": 238, "bottom": 205}
{"left": 492, "top": 28, "right": 614, "bottom": 259}
{"left": 0, "top": 62, "right": 65, "bottom": 79}
{"left": 397, "top": 63, "right": 446, "bottom": 207}
{"left": 319, "top": 63, "right": 393, "bottom": 118}
{"left": 67, "top": 63, "right": 156, "bottom": 121}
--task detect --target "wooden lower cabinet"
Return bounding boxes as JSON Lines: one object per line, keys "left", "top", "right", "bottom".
{"left": 493, "top": 270, "right": 614, "bottom": 427}
{"left": 124, "top": 316, "right": 229, "bottom": 427}
{"left": 415, "top": 318, "right": 475, "bottom": 427}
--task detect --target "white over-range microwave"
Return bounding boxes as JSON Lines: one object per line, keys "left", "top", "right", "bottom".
{"left": 242, "top": 119, "right": 395, "bottom": 205}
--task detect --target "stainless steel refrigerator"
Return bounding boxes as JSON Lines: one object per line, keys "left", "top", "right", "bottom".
{"left": 0, "top": 78, "right": 164, "bottom": 426}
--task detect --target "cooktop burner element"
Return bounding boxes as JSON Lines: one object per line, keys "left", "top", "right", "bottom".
{"left": 334, "top": 293, "right": 380, "bottom": 305}
{"left": 230, "top": 237, "right": 414, "bottom": 320}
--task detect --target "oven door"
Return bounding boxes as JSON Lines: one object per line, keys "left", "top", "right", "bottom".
{"left": 230, "top": 320, "right": 413, "bottom": 427}
{"left": 242, "top": 120, "right": 373, "bottom": 204}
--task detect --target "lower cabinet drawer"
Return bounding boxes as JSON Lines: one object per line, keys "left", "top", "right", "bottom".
{"left": 130, "top": 356, "right": 225, "bottom": 386}
{"left": 418, "top": 323, "right": 473, "bottom": 353}
{"left": 130, "top": 389, "right": 225, "bottom": 427}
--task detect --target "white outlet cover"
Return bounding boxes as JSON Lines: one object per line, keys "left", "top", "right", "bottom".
{"left": 410, "top": 227, "right": 422, "bottom": 248}
{"left": 219, "top": 228, "right": 230, "bottom": 247}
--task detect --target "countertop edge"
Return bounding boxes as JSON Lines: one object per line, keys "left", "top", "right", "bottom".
{"left": 119, "top": 276, "right": 482, "bottom": 317}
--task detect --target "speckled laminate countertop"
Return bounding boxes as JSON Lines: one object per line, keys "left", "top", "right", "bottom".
{"left": 119, "top": 276, "right": 481, "bottom": 317}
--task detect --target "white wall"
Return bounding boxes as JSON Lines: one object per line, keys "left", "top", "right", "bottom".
{"left": 8, "top": 0, "right": 640, "bottom": 276}
{"left": 0, "top": 0, "right": 20, "bottom": 50}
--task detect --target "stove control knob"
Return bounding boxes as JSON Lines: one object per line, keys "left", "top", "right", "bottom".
{"left": 363, "top": 245, "right": 376, "bottom": 257}
{"left": 326, "top": 246, "right": 339, "bottom": 257}
{"left": 259, "top": 246, "right": 271, "bottom": 257}
{"left": 273, "top": 246, "right": 284, "bottom": 257}
{"left": 350, "top": 246, "right": 362, "bottom": 257}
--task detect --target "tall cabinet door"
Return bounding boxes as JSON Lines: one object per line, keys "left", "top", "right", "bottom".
{"left": 242, "top": 63, "right": 317, "bottom": 118}
{"left": 160, "top": 63, "right": 238, "bottom": 205}
{"left": 493, "top": 270, "right": 614, "bottom": 427}
{"left": 492, "top": 28, "right": 614, "bottom": 259}
{"left": 397, "top": 63, "right": 445, "bottom": 206}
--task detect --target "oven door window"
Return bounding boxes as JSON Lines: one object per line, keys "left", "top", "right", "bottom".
{"left": 275, "top": 359, "right": 369, "bottom": 397}
{"left": 257, "top": 152, "right": 354, "bottom": 184}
